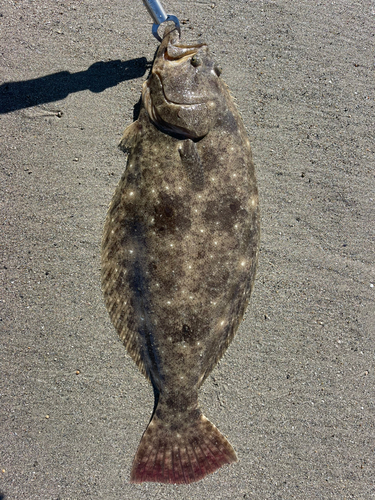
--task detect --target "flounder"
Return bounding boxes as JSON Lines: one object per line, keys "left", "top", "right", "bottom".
{"left": 101, "top": 26, "right": 260, "bottom": 484}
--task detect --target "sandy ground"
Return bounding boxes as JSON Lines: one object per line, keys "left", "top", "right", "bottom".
{"left": 1, "top": 1, "right": 374, "bottom": 498}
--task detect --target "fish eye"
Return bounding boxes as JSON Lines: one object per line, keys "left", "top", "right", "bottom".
{"left": 191, "top": 54, "right": 202, "bottom": 67}
{"left": 214, "top": 64, "right": 222, "bottom": 76}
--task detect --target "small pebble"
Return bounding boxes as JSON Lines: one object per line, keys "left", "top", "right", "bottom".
{"left": 45, "top": 415, "right": 49, "bottom": 419}
{"left": 76, "top": 370, "right": 80, "bottom": 375}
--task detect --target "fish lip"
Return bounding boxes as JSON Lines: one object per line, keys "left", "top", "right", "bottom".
{"left": 164, "top": 40, "right": 207, "bottom": 61}
{"left": 163, "top": 46, "right": 199, "bottom": 62}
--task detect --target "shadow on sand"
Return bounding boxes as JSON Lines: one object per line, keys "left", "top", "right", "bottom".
{"left": 0, "top": 57, "right": 149, "bottom": 114}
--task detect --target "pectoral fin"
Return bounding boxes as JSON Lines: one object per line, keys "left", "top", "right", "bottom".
{"left": 119, "top": 120, "right": 142, "bottom": 153}
{"left": 178, "top": 139, "right": 204, "bottom": 191}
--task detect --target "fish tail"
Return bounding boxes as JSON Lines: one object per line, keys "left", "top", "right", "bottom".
{"left": 130, "top": 414, "right": 237, "bottom": 484}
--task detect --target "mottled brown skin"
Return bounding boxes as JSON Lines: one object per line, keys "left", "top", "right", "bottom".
{"left": 101, "top": 27, "right": 259, "bottom": 484}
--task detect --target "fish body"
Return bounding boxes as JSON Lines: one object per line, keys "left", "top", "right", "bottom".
{"left": 101, "top": 27, "right": 260, "bottom": 484}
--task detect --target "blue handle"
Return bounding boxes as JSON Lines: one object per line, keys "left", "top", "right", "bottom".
{"left": 142, "top": 0, "right": 180, "bottom": 41}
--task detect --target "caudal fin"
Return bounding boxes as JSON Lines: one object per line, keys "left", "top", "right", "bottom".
{"left": 130, "top": 414, "right": 237, "bottom": 484}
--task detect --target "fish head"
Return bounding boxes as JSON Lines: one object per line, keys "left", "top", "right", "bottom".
{"left": 142, "top": 27, "right": 224, "bottom": 139}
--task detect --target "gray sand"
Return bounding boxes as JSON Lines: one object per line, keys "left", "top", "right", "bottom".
{"left": 1, "top": 1, "right": 374, "bottom": 498}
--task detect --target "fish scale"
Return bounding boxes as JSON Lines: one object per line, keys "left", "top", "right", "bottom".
{"left": 101, "top": 25, "right": 260, "bottom": 484}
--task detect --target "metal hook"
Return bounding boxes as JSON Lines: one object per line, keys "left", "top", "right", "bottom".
{"left": 142, "top": 0, "right": 181, "bottom": 41}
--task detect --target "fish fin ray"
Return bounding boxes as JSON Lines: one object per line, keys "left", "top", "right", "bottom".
{"left": 130, "top": 414, "right": 237, "bottom": 484}
{"left": 178, "top": 139, "right": 205, "bottom": 191}
{"left": 101, "top": 189, "right": 151, "bottom": 382}
{"left": 199, "top": 251, "right": 259, "bottom": 386}
{"left": 119, "top": 120, "right": 141, "bottom": 152}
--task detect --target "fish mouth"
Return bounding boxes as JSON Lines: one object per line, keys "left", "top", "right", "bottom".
{"left": 163, "top": 45, "right": 199, "bottom": 62}
{"left": 163, "top": 39, "right": 207, "bottom": 61}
